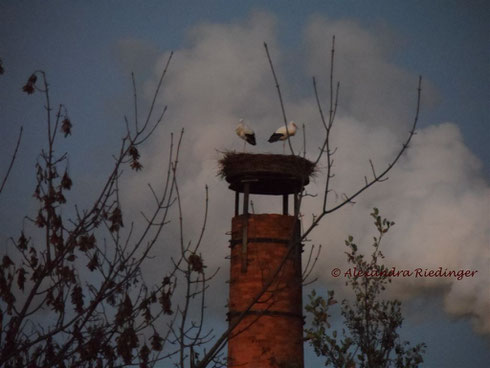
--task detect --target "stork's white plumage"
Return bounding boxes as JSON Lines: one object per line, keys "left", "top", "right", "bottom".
{"left": 268, "top": 121, "right": 297, "bottom": 142}
{"left": 236, "top": 119, "right": 256, "bottom": 151}
{"left": 268, "top": 121, "right": 297, "bottom": 153}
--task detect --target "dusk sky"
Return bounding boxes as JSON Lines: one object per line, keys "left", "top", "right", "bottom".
{"left": 1, "top": 1, "right": 489, "bottom": 367}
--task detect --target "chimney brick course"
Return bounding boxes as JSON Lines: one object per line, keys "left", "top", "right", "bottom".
{"left": 228, "top": 214, "right": 304, "bottom": 368}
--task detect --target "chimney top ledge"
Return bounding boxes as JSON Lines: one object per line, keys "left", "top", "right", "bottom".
{"left": 219, "top": 153, "right": 315, "bottom": 195}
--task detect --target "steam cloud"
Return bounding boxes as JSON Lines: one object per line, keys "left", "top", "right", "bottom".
{"left": 120, "top": 12, "right": 490, "bottom": 334}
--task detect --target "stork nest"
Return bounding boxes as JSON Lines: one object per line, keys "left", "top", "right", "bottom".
{"left": 218, "top": 152, "right": 316, "bottom": 194}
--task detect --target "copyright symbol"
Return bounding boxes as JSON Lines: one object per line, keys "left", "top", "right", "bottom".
{"left": 331, "top": 268, "right": 341, "bottom": 278}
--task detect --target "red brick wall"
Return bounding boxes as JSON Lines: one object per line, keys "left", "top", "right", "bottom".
{"left": 228, "top": 214, "right": 304, "bottom": 368}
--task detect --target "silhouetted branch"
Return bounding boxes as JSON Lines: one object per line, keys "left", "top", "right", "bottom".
{"left": 302, "top": 76, "right": 422, "bottom": 242}
{"left": 264, "top": 42, "right": 295, "bottom": 155}
{"left": 0, "top": 126, "right": 23, "bottom": 193}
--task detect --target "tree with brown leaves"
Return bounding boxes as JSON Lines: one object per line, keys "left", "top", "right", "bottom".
{"left": 0, "top": 55, "right": 217, "bottom": 368}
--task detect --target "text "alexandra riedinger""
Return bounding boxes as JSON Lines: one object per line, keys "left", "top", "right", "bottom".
{"left": 331, "top": 266, "right": 478, "bottom": 281}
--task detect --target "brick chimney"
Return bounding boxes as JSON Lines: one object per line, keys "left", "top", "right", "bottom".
{"left": 219, "top": 153, "right": 315, "bottom": 368}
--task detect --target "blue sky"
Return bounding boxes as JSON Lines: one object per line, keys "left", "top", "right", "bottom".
{"left": 1, "top": 1, "right": 489, "bottom": 367}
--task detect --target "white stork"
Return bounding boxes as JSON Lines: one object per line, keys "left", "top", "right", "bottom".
{"left": 268, "top": 121, "right": 297, "bottom": 153}
{"left": 236, "top": 119, "right": 256, "bottom": 151}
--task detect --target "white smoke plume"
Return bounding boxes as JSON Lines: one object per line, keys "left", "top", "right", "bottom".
{"left": 119, "top": 12, "right": 489, "bottom": 334}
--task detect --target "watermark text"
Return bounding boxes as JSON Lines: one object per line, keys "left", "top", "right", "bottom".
{"left": 331, "top": 267, "right": 478, "bottom": 281}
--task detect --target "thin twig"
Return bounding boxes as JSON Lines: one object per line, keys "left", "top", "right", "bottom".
{"left": 141, "top": 52, "right": 173, "bottom": 133}
{"left": 264, "top": 42, "right": 295, "bottom": 155}
{"left": 302, "top": 76, "right": 422, "bottom": 242}
{"left": 303, "top": 123, "right": 306, "bottom": 158}
{"left": 131, "top": 72, "right": 139, "bottom": 131}
{"left": 0, "top": 126, "right": 23, "bottom": 193}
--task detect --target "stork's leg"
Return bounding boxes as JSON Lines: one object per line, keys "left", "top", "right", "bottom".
{"left": 243, "top": 140, "right": 246, "bottom": 152}
{"left": 282, "top": 140, "right": 286, "bottom": 154}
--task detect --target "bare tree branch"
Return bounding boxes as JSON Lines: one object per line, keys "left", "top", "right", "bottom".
{"left": 264, "top": 42, "right": 295, "bottom": 155}
{"left": 0, "top": 126, "right": 23, "bottom": 193}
